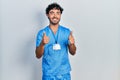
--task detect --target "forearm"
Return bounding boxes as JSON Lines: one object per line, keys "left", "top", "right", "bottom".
{"left": 35, "top": 43, "right": 45, "bottom": 58}
{"left": 68, "top": 44, "right": 76, "bottom": 55}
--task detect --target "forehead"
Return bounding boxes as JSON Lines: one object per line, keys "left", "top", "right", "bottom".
{"left": 49, "top": 8, "right": 61, "bottom": 12}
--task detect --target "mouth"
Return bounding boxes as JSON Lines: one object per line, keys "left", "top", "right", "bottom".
{"left": 52, "top": 18, "right": 59, "bottom": 21}
{"left": 52, "top": 18, "right": 58, "bottom": 20}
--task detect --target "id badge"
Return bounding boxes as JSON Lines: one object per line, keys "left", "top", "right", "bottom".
{"left": 53, "top": 44, "right": 61, "bottom": 50}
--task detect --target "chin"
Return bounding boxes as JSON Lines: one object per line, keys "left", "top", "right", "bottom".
{"left": 51, "top": 21, "right": 59, "bottom": 25}
{"left": 52, "top": 23, "right": 59, "bottom": 25}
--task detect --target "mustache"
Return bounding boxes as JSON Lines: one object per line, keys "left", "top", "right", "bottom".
{"left": 52, "top": 17, "right": 58, "bottom": 19}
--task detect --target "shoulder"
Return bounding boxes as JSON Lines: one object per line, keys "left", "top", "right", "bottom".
{"left": 59, "top": 25, "right": 70, "bottom": 32}
{"left": 37, "top": 26, "right": 49, "bottom": 35}
{"left": 59, "top": 25, "right": 71, "bottom": 37}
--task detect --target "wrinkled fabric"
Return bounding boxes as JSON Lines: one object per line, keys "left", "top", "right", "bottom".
{"left": 36, "top": 25, "right": 71, "bottom": 76}
{"left": 42, "top": 73, "right": 71, "bottom": 80}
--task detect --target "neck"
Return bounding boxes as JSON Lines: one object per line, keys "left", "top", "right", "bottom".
{"left": 49, "top": 24, "right": 59, "bottom": 34}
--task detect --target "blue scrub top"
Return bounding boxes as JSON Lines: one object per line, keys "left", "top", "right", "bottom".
{"left": 36, "top": 25, "right": 71, "bottom": 75}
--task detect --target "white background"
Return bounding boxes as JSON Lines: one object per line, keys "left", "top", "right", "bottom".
{"left": 1, "top": 0, "right": 120, "bottom": 80}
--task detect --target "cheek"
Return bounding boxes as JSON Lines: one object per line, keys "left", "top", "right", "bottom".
{"left": 49, "top": 15, "right": 54, "bottom": 19}
{"left": 47, "top": 15, "right": 53, "bottom": 18}
{"left": 58, "top": 15, "right": 61, "bottom": 18}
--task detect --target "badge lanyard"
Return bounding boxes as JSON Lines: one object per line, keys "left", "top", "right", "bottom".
{"left": 49, "top": 26, "right": 61, "bottom": 50}
{"left": 49, "top": 27, "right": 60, "bottom": 44}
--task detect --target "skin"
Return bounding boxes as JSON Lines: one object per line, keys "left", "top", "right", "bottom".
{"left": 35, "top": 8, "right": 76, "bottom": 58}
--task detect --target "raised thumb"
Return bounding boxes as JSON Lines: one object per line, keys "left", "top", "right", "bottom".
{"left": 69, "top": 31, "right": 73, "bottom": 37}
{"left": 43, "top": 31, "right": 46, "bottom": 37}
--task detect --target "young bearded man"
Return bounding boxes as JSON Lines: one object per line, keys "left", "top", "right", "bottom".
{"left": 35, "top": 3, "right": 76, "bottom": 80}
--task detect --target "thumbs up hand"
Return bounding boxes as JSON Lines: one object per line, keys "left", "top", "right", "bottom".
{"left": 68, "top": 31, "right": 76, "bottom": 55}
{"left": 69, "top": 31, "right": 75, "bottom": 45}
{"left": 42, "top": 32, "right": 49, "bottom": 45}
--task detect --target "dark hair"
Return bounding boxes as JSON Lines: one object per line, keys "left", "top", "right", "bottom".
{"left": 46, "top": 3, "right": 64, "bottom": 14}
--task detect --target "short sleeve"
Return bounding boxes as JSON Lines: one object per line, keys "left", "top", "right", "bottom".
{"left": 36, "top": 30, "right": 43, "bottom": 47}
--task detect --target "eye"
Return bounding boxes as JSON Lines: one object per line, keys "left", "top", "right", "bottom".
{"left": 57, "top": 12, "right": 61, "bottom": 15}
{"left": 49, "top": 11, "right": 54, "bottom": 15}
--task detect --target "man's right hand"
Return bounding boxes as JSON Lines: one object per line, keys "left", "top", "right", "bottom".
{"left": 42, "top": 32, "right": 49, "bottom": 45}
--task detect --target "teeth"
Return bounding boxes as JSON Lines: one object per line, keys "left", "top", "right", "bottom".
{"left": 53, "top": 18, "right": 57, "bottom": 19}
{"left": 53, "top": 19, "right": 57, "bottom": 20}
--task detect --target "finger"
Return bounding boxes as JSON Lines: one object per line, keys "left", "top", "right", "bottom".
{"left": 69, "top": 31, "right": 73, "bottom": 39}
{"left": 70, "top": 31, "right": 73, "bottom": 36}
{"left": 43, "top": 31, "right": 46, "bottom": 37}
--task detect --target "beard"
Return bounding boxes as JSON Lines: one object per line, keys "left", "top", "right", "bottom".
{"left": 49, "top": 17, "right": 60, "bottom": 25}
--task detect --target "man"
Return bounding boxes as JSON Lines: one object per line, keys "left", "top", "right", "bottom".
{"left": 35, "top": 3, "right": 76, "bottom": 80}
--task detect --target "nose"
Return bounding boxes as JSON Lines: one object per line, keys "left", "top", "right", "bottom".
{"left": 53, "top": 13, "right": 57, "bottom": 17}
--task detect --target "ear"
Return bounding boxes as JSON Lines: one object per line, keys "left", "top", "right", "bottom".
{"left": 46, "top": 14, "right": 49, "bottom": 19}
{"left": 46, "top": 14, "right": 49, "bottom": 17}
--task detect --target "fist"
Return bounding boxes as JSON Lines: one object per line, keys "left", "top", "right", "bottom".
{"left": 42, "top": 32, "right": 49, "bottom": 45}
{"left": 69, "top": 31, "right": 75, "bottom": 45}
